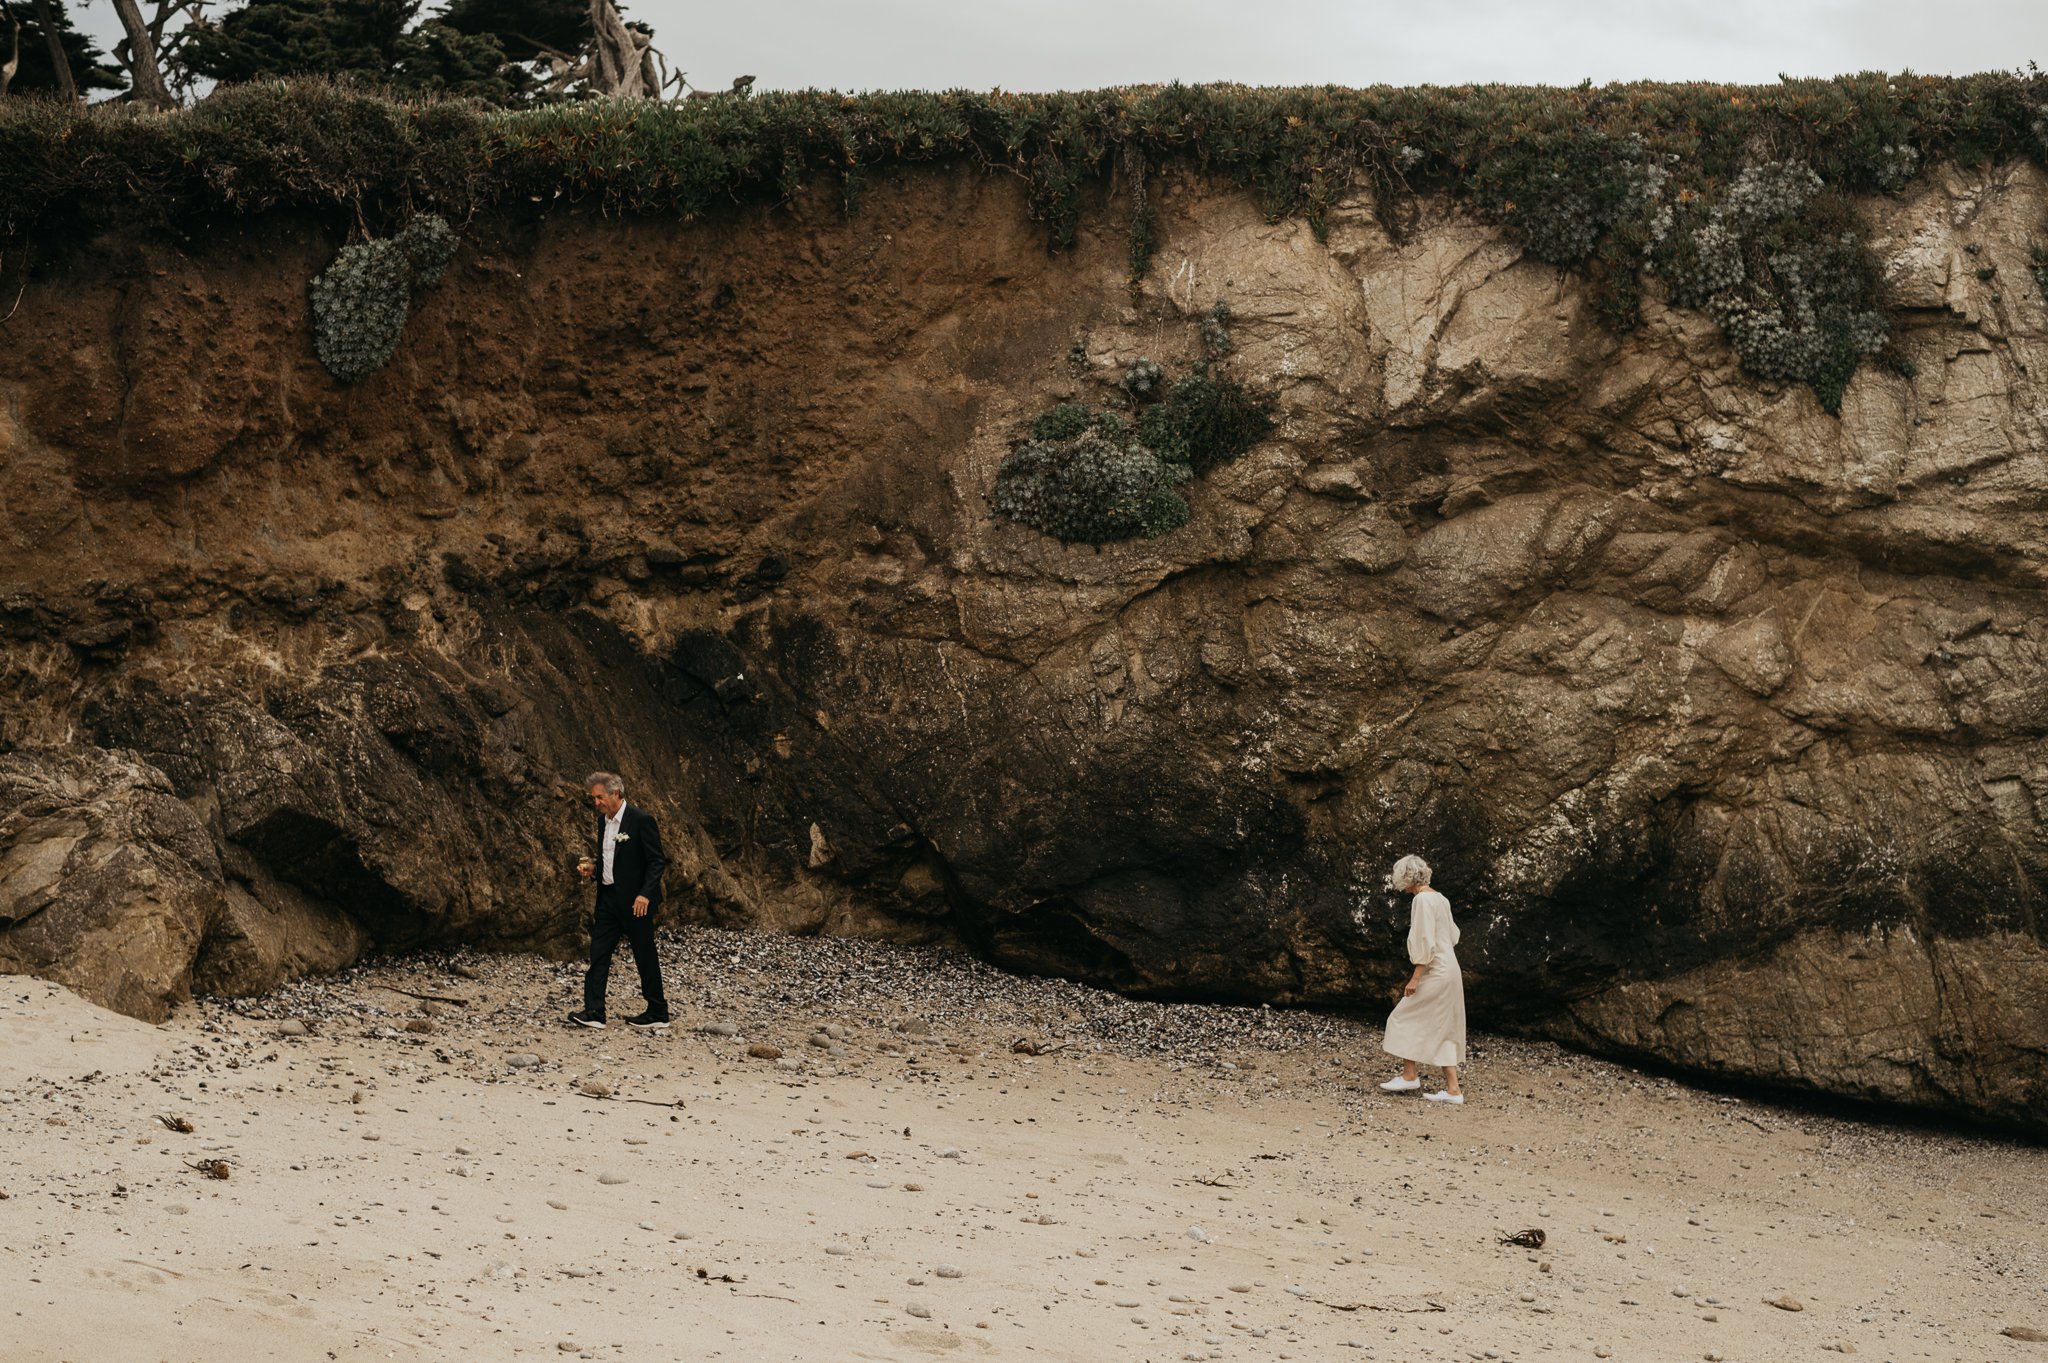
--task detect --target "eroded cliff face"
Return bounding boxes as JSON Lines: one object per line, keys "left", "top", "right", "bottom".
{"left": 1, "top": 163, "right": 2044, "bottom": 1129}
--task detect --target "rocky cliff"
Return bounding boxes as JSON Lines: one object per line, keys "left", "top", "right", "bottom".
{"left": 2, "top": 157, "right": 2044, "bottom": 1131}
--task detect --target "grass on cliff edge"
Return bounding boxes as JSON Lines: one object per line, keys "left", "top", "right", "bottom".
{"left": 5, "top": 75, "right": 2043, "bottom": 240}
{"left": 2, "top": 74, "right": 2045, "bottom": 409}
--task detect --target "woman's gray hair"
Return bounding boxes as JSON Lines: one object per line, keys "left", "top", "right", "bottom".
{"left": 1389, "top": 854, "right": 1432, "bottom": 892}
{"left": 585, "top": 771, "right": 625, "bottom": 796}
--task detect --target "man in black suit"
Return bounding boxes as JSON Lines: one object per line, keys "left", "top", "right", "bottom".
{"left": 566, "top": 770, "right": 670, "bottom": 1031}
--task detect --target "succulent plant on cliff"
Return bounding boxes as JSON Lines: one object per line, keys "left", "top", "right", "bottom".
{"left": 308, "top": 214, "right": 460, "bottom": 384}
{"left": 1199, "top": 300, "right": 1235, "bottom": 361}
{"left": 1119, "top": 357, "right": 1164, "bottom": 398}
{"left": 992, "top": 428, "right": 1190, "bottom": 544}
{"left": 1657, "top": 161, "right": 1887, "bottom": 414}
{"left": 1478, "top": 131, "right": 1667, "bottom": 268}
{"left": 1138, "top": 372, "right": 1275, "bottom": 473}
{"left": 998, "top": 308, "right": 1276, "bottom": 545}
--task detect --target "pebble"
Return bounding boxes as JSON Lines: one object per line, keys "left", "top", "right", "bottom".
{"left": 937, "top": 1148, "right": 963, "bottom": 1159}
{"left": 275, "top": 1019, "right": 310, "bottom": 1037}
{"left": 700, "top": 1022, "right": 740, "bottom": 1037}
{"left": 596, "top": 1171, "right": 629, "bottom": 1186}
{"left": 578, "top": 1080, "right": 613, "bottom": 1098}
{"left": 826, "top": 1245, "right": 853, "bottom": 1256}
{"left": 1116, "top": 1298, "right": 1141, "bottom": 1309}
{"left": 638, "top": 1221, "right": 656, "bottom": 1231}
{"left": 1769, "top": 1295, "right": 1805, "bottom": 1312}
{"left": 546, "top": 1199, "right": 569, "bottom": 1210}
{"left": 404, "top": 1019, "right": 435, "bottom": 1035}
{"left": 507, "top": 1053, "right": 540, "bottom": 1068}
{"left": 905, "top": 1302, "right": 933, "bottom": 1319}
{"left": 934, "top": 1264, "right": 964, "bottom": 1278}
{"left": 1186, "top": 1225, "right": 1210, "bottom": 1242}
{"left": 747, "top": 1044, "right": 783, "bottom": 1060}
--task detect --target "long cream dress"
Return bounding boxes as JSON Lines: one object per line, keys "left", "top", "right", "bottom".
{"left": 1381, "top": 889, "right": 1466, "bottom": 1067}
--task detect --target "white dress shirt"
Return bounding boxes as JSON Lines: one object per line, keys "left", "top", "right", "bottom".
{"left": 601, "top": 803, "right": 627, "bottom": 886}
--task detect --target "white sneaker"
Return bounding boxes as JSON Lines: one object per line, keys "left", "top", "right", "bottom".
{"left": 1424, "top": 1090, "right": 1465, "bottom": 1104}
{"left": 1378, "top": 1076, "right": 1421, "bottom": 1092}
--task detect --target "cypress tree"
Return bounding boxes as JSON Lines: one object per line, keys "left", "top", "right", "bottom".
{"left": 178, "top": 0, "right": 418, "bottom": 84}
{"left": 3, "top": 0, "right": 123, "bottom": 96}
{"left": 433, "top": 0, "right": 587, "bottom": 65}
{"left": 178, "top": 0, "right": 529, "bottom": 103}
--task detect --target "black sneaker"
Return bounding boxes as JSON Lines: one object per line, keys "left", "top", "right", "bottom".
{"left": 566, "top": 1010, "right": 607, "bottom": 1029}
{"left": 625, "top": 1010, "right": 671, "bottom": 1031}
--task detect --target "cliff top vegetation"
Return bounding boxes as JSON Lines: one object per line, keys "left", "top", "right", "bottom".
{"left": 4, "top": 73, "right": 2046, "bottom": 408}
{"left": 5, "top": 74, "right": 2042, "bottom": 238}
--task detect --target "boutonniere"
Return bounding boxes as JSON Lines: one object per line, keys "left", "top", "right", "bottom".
{"left": 615, "top": 832, "right": 631, "bottom": 843}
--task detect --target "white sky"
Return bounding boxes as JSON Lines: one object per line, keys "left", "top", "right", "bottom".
{"left": 74, "top": 0, "right": 2048, "bottom": 91}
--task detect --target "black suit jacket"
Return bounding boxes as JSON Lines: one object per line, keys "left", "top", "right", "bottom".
{"left": 593, "top": 803, "right": 667, "bottom": 911}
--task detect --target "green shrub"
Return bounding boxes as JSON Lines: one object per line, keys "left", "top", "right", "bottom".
{"left": 1138, "top": 373, "right": 1276, "bottom": 472}
{"left": 1657, "top": 162, "right": 1886, "bottom": 414}
{"left": 1030, "top": 402, "right": 1096, "bottom": 442}
{"left": 309, "top": 213, "right": 459, "bottom": 383}
{"left": 991, "top": 431, "right": 1189, "bottom": 543}
{"left": 1030, "top": 403, "right": 1135, "bottom": 443}
{"left": 1474, "top": 131, "right": 1666, "bottom": 267}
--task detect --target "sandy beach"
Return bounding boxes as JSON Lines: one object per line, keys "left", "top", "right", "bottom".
{"left": 4, "top": 927, "right": 2043, "bottom": 1363}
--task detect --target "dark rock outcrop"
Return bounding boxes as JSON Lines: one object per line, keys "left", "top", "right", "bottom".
{"left": 1, "top": 163, "right": 2044, "bottom": 1130}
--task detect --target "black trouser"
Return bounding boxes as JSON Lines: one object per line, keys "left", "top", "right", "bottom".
{"left": 582, "top": 887, "right": 666, "bottom": 1018}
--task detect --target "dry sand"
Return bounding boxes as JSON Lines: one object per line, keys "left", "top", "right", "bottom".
{"left": 3, "top": 928, "right": 2043, "bottom": 1363}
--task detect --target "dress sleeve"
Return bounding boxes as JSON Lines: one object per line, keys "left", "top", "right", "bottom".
{"left": 1406, "top": 901, "right": 1435, "bottom": 966}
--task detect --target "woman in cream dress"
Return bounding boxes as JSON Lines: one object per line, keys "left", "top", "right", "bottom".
{"left": 1378, "top": 855, "right": 1466, "bottom": 1103}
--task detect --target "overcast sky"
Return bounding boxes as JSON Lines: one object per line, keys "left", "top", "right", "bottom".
{"left": 76, "top": 0, "right": 2048, "bottom": 90}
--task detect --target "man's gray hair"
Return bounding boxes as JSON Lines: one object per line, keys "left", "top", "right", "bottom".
{"left": 585, "top": 771, "right": 625, "bottom": 796}
{"left": 1389, "top": 854, "right": 1432, "bottom": 892}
